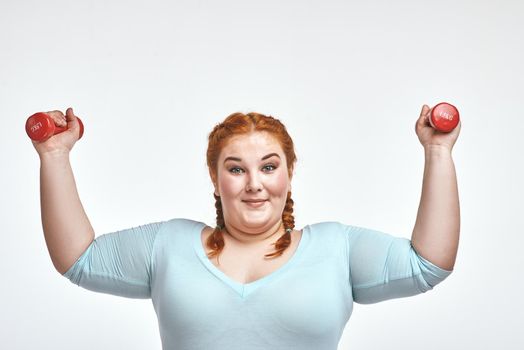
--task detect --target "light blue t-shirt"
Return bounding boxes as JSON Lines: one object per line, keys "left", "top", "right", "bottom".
{"left": 63, "top": 218, "right": 452, "bottom": 349}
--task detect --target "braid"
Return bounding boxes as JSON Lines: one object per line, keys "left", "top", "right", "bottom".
{"left": 206, "top": 194, "right": 225, "bottom": 262}
{"left": 264, "top": 191, "right": 295, "bottom": 259}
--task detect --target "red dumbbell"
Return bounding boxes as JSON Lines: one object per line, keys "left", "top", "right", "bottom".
{"left": 25, "top": 112, "right": 84, "bottom": 142}
{"left": 429, "top": 102, "right": 460, "bottom": 133}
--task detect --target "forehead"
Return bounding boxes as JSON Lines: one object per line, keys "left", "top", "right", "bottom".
{"left": 221, "top": 132, "right": 283, "bottom": 158}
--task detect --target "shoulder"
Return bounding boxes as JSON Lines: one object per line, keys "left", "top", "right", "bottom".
{"left": 304, "top": 221, "right": 352, "bottom": 246}
{"left": 306, "top": 221, "right": 376, "bottom": 245}
{"left": 307, "top": 221, "right": 356, "bottom": 237}
{"left": 307, "top": 221, "right": 384, "bottom": 237}
{"left": 159, "top": 217, "right": 207, "bottom": 235}
{"left": 308, "top": 221, "right": 348, "bottom": 232}
{"left": 152, "top": 218, "right": 207, "bottom": 252}
{"left": 148, "top": 218, "right": 207, "bottom": 243}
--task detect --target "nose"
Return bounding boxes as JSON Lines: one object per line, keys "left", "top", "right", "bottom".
{"left": 245, "top": 172, "right": 263, "bottom": 192}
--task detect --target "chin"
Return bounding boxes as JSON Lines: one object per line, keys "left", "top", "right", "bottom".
{"left": 239, "top": 216, "right": 268, "bottom": 226}
{"left": 243, "top": 216, "right": 281, "bottom": 228}
{"left": 242, "top": 219, "right": 268, "bottom": 228}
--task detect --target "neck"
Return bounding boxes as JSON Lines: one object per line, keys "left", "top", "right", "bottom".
{"left": 224, "top": 220, "right": 283, "bottom": 246}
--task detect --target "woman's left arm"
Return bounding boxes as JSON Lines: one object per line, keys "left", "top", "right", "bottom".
{"left": 411, "top": 104, "right": 461, "bottom": 271}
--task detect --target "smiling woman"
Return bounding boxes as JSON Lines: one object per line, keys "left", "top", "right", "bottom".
{"left": 33, "top": 107, "right": 459, "bottom": 350}
{"left": 205, "top": 113, "right": 296, "bottom": 260}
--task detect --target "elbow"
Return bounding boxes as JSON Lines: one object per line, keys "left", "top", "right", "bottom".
{"left": 411, "top": 248, "right": 454, "bottom": 290}
{"left": 422, "top": 255, "right": 455, "bottom": 272}
{"left": 54, "top": 259, "right": 73, "bottom": 276}
{"left": 415, "top": 252, "right": 456, "bottom": 274}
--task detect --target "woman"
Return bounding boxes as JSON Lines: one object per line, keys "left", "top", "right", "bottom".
{"left": 33, "top": 105, "right": 460, "bottom": 349}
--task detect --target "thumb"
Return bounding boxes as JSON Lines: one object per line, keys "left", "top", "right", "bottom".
{"left": 417, "top": 104, "right": 431, "bottom": 127}
{"left": 65, "top": 107, "right": 81, "bottom": 138}
{"left": 419, "top": 104, "right": 430, "bottom": 117}
{"left": 65, "top": 107, "right": 77, "bottom": 122}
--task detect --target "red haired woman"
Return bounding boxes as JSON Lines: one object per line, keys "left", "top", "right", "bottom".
{"left": 33, "top": 105, "right": 460, "bottom": 349}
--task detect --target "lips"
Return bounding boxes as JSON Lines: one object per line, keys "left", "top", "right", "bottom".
{"left": 242, "top": 199, "right": 268, "bottom": 208}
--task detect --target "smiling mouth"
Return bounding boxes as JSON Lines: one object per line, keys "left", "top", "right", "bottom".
{"left": 242, "top": 200, "right": 268, "bottom": 207}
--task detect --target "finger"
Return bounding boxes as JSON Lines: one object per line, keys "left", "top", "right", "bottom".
{"left": 65, "top": 107, "right": 77, "bottom": 122}
{"left": 45, "top": 109, "right": 67, "bottom": 127}
{"left": 65, "top": 107, "right": 82, "bottom": 139}
{"left": 417, "top": 104, "right": 431, "bottom": 128}
{"left": 419, "top": 104, "right": 430, "bottom": 118}
{"left": 65, "top": 107, "right": 80, "bottom": 128}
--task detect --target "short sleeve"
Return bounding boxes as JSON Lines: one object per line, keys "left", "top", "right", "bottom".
{"left": 344, "top": 223, "right": 453, "bottom": 304}
{"left": 62, "top": 221, "right": 164, "bottom": 299}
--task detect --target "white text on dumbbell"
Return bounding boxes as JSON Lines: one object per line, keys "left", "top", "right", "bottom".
{"left": 31, "top": 122, "right": 43, "bottom": 132}
{"left": 438, "top": 111, "right": 455, "bottom": 121}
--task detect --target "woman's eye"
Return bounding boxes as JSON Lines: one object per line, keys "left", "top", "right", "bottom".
{"left": 228, "top": 164, "right": 277, "bottom": 174}
{"left": 263, "top": 164, "right": 277, "bottom": 172}
{"left": 229, "top": 167, "right": 244, "bottom": 174}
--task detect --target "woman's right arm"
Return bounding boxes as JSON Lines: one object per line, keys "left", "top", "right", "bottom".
{"left": 33, "top": 108, "right": 94, "bottom": 275}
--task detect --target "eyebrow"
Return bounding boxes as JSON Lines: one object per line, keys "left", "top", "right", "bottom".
{"left": 223, "top": 153, "right": 281, "bottom": 163}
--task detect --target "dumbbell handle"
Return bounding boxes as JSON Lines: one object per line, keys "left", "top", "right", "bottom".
{"left": 26, "top": 112, "right": 84, "bottom": 141}
{"left": 429, "top": 102, "right": 460, "bottom": 133}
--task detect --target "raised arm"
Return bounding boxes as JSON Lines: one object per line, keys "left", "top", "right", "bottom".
{"left": 411, "top": 104, "right": 461, "bottom": 271}
{"left": 32, "top": 108, "right": 94, "bottom": 275}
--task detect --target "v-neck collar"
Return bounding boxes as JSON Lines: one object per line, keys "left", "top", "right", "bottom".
{"left": 193, "top": 222, "right": 309, "bottom": 299}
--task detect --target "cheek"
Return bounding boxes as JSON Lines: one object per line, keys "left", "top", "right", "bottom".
{"left": 218, "top": 175, "right": 242, "bottom": 197}
{"left": 269, "top": 171, "right": 290, "bottom": 194}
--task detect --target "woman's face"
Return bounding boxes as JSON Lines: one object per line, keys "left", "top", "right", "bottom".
{"left": 213, "top": 131, "right": 291, "bottom": 234}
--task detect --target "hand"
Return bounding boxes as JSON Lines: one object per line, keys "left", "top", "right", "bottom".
{"left": 32, "top": 107, "right": 83, "bottom": 157}
{"left": 415, "top": 104, "right": 461, "bottom": 152}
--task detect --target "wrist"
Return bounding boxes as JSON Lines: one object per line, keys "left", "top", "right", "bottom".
{"left": 39, "top": 149, "right": 71, "bottom": 162}
{"left": 424, "top": 145, "right": 453, "bottom": 160}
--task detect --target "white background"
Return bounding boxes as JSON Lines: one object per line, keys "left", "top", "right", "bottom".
{"left": 1, "top": 0, "right": 523, "bottom": 349}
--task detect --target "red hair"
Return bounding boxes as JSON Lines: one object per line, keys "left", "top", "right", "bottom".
{"left": 206, "top": 112, "right": 297, "bottom": 260}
